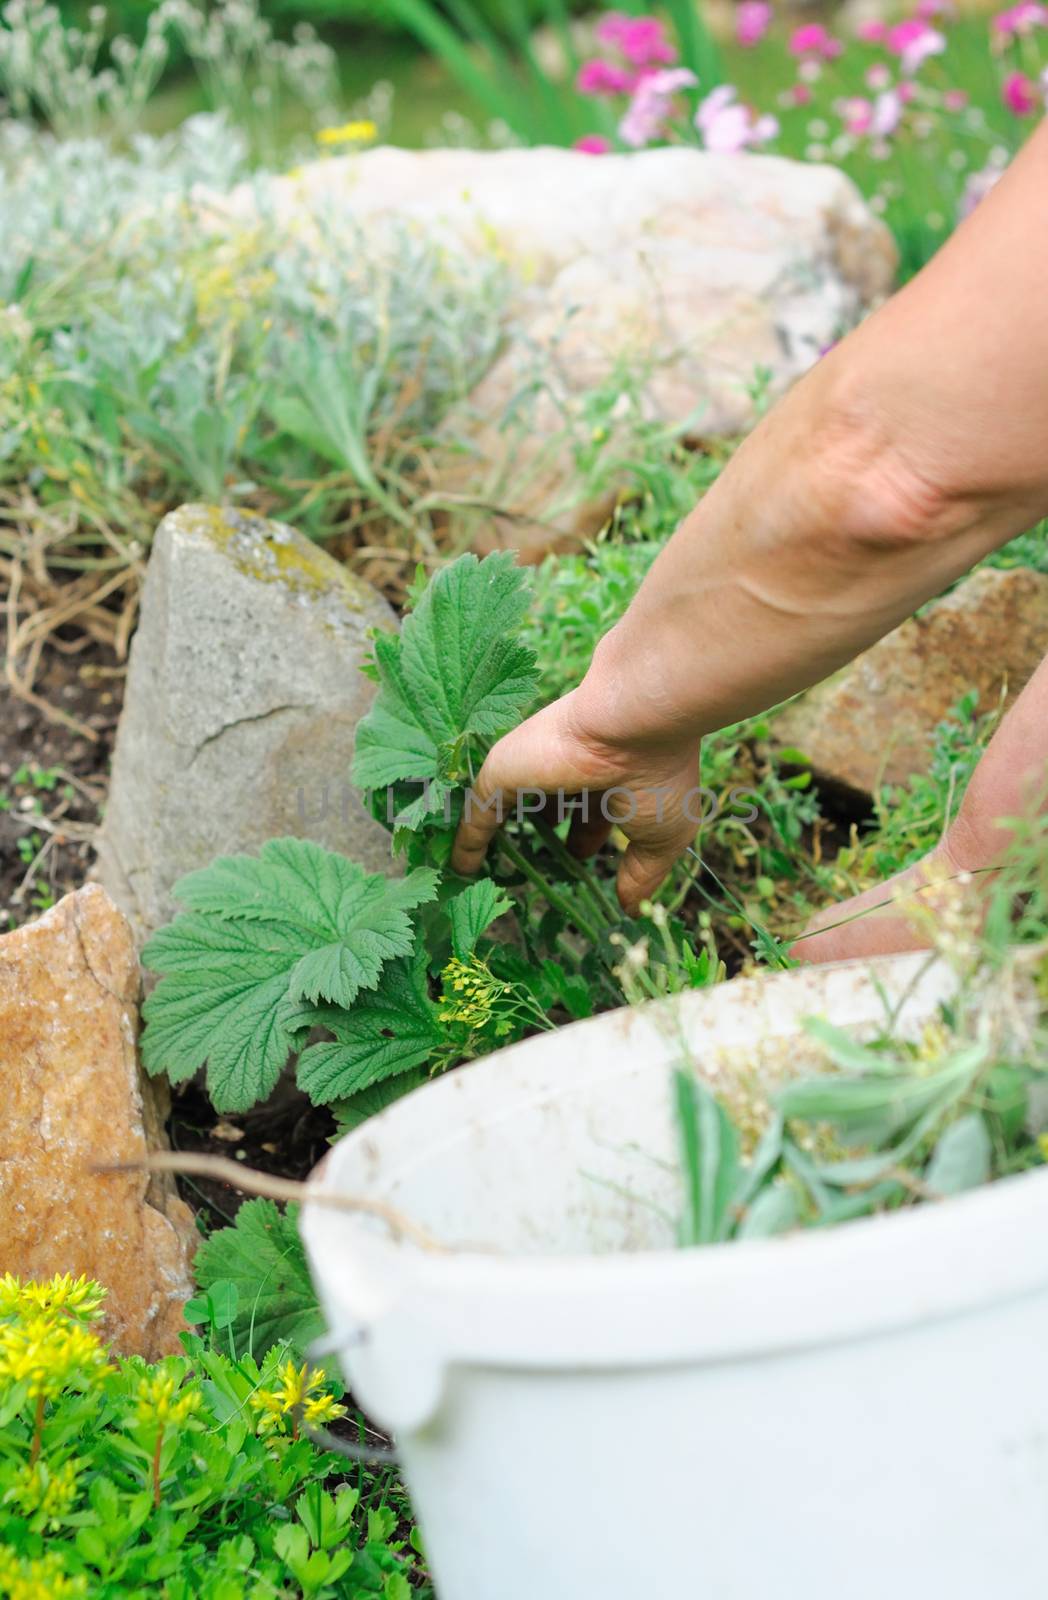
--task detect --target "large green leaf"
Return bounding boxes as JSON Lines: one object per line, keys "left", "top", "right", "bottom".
{"left": 296, "top": 950, "right": 442, "bottom": 1104}
{"left": 447, "top": 878, "right": 512, "bottom": 960}
{"left": 141, "top": 838, "right": 438, "bottom": 1111}
{"left": 352, "top": 552, "right": 538, "bottom": 828}
{"left": 193, "top": 1200, "right": 324, "bottom": 1365}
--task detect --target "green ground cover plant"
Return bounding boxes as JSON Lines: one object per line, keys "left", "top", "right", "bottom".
{"left": 0, "top": 1274, "right": 426, "bottom": 1599}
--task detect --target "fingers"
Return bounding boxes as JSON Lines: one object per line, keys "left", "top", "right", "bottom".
{"left": 451, "top": 751, "right": 514, "bottom": 876}
{"left": 616, "top": 827, "right": 696, "bottom": 917}
{"left": 567, "top": 807, "right": 612, "bottom": 860}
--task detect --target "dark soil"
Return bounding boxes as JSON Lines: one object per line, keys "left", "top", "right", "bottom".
{"left": 0, "top": 622, "right": 120, "bottom": 933}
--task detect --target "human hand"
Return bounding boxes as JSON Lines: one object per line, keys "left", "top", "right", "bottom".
{"left": 450, "top": 684, "right": 702, "bottom": 916}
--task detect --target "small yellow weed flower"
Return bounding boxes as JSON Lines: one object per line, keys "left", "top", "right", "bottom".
{"left": 438, "top": 955, "right": 514, "bottom": 1035}
{"left": 1038, "top": 1132, "right": 1048, "bottom": 1162}
{"left": 316, "top": 119, "right": 378, "bottom": 146}
{"left": 250, "top": 1359, "right": 346, "bottom": 1436}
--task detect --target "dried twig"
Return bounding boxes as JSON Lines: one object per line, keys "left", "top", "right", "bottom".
{"left": 94, "top": 1150, "right": 446, "bottom": 1254}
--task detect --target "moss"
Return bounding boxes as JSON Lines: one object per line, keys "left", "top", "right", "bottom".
{"left": 173, "top": 503, "right": 378, "bottom": 625}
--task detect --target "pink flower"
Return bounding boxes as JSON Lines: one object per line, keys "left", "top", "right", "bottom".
{"left": 596, "top": 12, "right": 677, "bottom": 68}
{"left": 916, "top": 0, "right": 956, "bottom": 19}
{"left": 992, "top": 2, "right": 1048, "bottom": 37}
{"left": 896, "top": 80, "right": 917, "bottom": 103}
{"left": 788, "top": 82, "right": 814, "bottom": 105}
{"left": 840, "top": 95, "right": 873, "bottom": 134}
{"left": 857, "top": 20, "right": 888, "bottom": 42}
{"left": 886, "top": 18, "right": 946, "bottom": 73}
{"left": 574, "top": 134, "right": 612, "bottom": 154}
{"left": 789, "top": 22, "right": 843, "bottom": 58}
{"left": 1002, "top": 68, "right": 1038, "bottom": 113}
{"left": 736, "top": 1, "right": 773, "bottom": 48}
{"left": 618, "top": 66, "right": 697, "bottom": 148}
{"left": 695, "top": 84, "right": 778, "bottom": 153}
{"left": 865, "top": 62, "right": 892, "bottom": 89}
{"left": 576, "top": 58, "right": 635, "bottom": 97}
{"left": 871, "top": 87, "right": 904, "bottom": 134}
{"left": 943, "top": 87, "right": 969, "bottom": 110}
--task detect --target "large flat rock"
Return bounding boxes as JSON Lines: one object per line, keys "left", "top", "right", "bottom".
{"left": 206, "top": 146, "right": 897, "bottom": 558}
{"left": 0, "top": 885, "right": 195, "bottom": 1359}
{"left": 93, "top": 504, "right": 395, "bottom": 944}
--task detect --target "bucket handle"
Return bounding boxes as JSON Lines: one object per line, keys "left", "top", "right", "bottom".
{"left": 305, "top": 1323, "right": 399, "bottom": 1465}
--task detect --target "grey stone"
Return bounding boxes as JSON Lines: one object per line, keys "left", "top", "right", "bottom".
{"left": 94, "top": 504, "right": 395, "bottom": 944}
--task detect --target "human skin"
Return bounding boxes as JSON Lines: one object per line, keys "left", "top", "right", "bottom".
{"left": 452, "top": 122, "right": 1048, "bottom": 954}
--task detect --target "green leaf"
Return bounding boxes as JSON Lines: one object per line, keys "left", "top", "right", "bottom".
{"left": 738, "top": 1182, "right": 799, "bottom": 1240}
{"left": 193, "top": 1200, "right": 324, "bottom": 1366}
{"left": 447, "top": 878, "right": 512, "bottom": 960}
{"left": 925, "top": 1114, "right": 991, "bottom": 1196}
{"left": 296, "top": 951, "right": 442, "bottom": 1104}
{"left": 674, "top": 1069, "right": 740, "bottom": 1247}
{"left": 332, "top": 1070, "right": 429, "bottom": 1134}
{"left": 352, "top": 553, "right": 538, "bottom": 827}
{"left": 141, "top": 839, "right": 437, "bottom": 1111}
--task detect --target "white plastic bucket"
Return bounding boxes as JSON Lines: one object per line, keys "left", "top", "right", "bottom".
{"left": 302, "top": 953, "right": 1048, "bottom": 1600}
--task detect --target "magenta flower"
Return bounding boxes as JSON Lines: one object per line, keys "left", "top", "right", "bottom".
{"left": 695, "top": 84, "right": 778, "bottom": 154}
{"left": 788, "top": 82, "right": 814, "bottom": 105}
{"left": 596, "top": 12, "right": 677, "bottom": 68}
{"left": 576, "top": 58, "right": 636, "bottom": 97}
{"left": 992, "top": 2, "right": 1048, "bottom": 37}
{"left": 1002, "top": 68, "right": 1038, "bottom": 112}
{"left": 886, "top": 18, "right": 946, "bottom": 73}
{"left": 574, "top": 134, "right": 612, "bottom": 154}
{"left": 618, "top": 66, "right": 697, "bottom": 148}
{"left": 916, "top": 0, "right": 956, "bottom": 19}
{"left": 789, "top": 22, "right": 843, "bottom": 59}
{"left": 736, "top": 1, "right": 773, "bottom": 48}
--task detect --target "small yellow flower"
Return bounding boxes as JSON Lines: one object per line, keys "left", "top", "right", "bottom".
{"left": 0, "top": 1315, "right": 109, "bottom": 1400}
{"left": 249, "top": 1360, "right": 344, "bottom": 1436}
{"left": 133, "top": 1370, "right": 203, "bottom": 1427}
{"left": 303, "top": 1391, "right": 347, "bottom": 1429}
{"left": 0, "top": 1274, "right": 106, "bottom": 1326}
{"left": 0, "top": 1550, "right": 87, "bottom": 1598}
{"left": 316, "top": 119, "right": 378, "bottom": 147}
{"left": 5, "top": 1457, "right": 80, "bottom": 1522}
{"left": 1037, "top": 1132, "right": 1048, "bottom": 1162}
{"left": 438, "top": 955, "right": 513, "bottom": 1034}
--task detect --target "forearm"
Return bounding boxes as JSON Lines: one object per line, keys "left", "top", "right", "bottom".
{"left": 574, "top": 121, "right": 1048, "bottom": 750}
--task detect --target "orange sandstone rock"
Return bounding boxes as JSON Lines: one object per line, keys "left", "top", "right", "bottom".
{"left": 0, "top": 884, "right": 196, "bottom": 1358}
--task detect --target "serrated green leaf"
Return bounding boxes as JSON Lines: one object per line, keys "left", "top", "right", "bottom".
{"left": 193, "top": 1200, "right": 324, "bottom": 1365}
{"left": 352, "top": 552, "right": 538, "bottom": 825}
{"left": 141, "top": 839, "right": 438, "bottom": 1111}
{"left": 447, "top": 878, "right": 512, "bottom": 960}
{"left": 332, "top": 1070, "right": 430, "bottom": 1134}
{"left": 296, "top": 951, "right": 441, "bottom": 1104}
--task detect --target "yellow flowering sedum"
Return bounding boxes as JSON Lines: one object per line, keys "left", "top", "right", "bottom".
{"left": 5, "top": 1458, "right": 80, "bottom": 1522}
{"left": 0, "top": 1316, "right": 109, "bottom": 1401}
{"left": 316, "top": 119, "right": 377, "bottom": 146}
{"left": 250, "top": 1359, "right": 346, "bottom": 1436}
{"left": 0, "top": 1274, "right": 105, "bottom": 1326}
{"left": 132, "top": 1370, "right": 203, "bottom": 1428}
{"left": 0, "top": 1548, "right": 87, "bottom": 1599}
